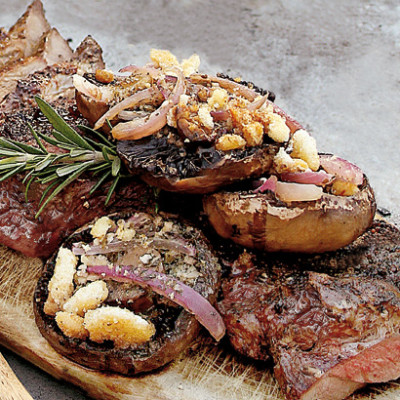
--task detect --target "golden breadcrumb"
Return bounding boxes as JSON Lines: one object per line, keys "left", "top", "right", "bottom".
{"left": 274, "top": 148, "right": 309, "bottom": 174}
{"left": 44, "top": 248, "right": 78, "bottom": 316}
{"left": 84, "top": 306, "right": 156, "bottom": 348}
{"left": 55, "top": 312, "right": 88, "bottom": 340}
{"left": 215, "top": 134, "right": 247, "bottom": 151}
{"left": 95, "top": 69, "right": 114, "bottom": 84}
{"left": 63, "top": 280, "right": 108, "bottom": 317}
{"left": 243, "top": 121, "right": 264, "bottom": 146}
{"left": 208, "top": 88, "right": 229, "bottom": 110}
{"left": 181, "top": 54, "right": 200, "bottom": 77}
{"left": 90, "top": 216, "right": 115, "bottom": 240}
{"left": 331, "top": 179, "right": 360, "bottom": 196}
{"left": 291, "top": 130, "right": 320, "bottom": 171}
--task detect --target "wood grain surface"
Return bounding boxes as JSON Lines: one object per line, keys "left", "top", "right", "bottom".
{"left": 1, "top": 244, "right": 400, "bottom": 400}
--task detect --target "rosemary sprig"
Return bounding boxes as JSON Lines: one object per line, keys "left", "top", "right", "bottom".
{"left": 0, "top": 96, "right": 124, "bottom": 218}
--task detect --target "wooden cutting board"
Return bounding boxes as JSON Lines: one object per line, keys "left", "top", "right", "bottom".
{"left": 0, "top": 244, "right": 400, "bottom": 400}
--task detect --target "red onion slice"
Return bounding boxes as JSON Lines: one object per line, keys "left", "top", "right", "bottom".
{"left": 112, "top": 67, "right": 186, "bottom": 140}
{"left": 280, "top": 170, "right": 334, "bottom": 186}
{"left": 247, "top": 94, "right": 269, "bottom": 112}
{"left": 190, "top": 74, "right": 304, "bottom": 133}
{"left": 254, "top": 175, "right": 278, "bottom": 193}
{"left": 87, "top": 264, "right": 226, "bottom": 341}
{"left": 72, "top": 237, "right": 196, "bottom": 257}
{"left": 118, "top": 64, "right": 162, "bottom": 79}
{"left": 210, "top": 109, "right": 230, "bottom": 121}
{"left": 94, "top": 87, "right": 161, "bottom": 130}
{"left": 320, "top": 155, "right": 364, "bottom": 186}
{"left": 275, "top": 181, "right": 323, "bottom": 202}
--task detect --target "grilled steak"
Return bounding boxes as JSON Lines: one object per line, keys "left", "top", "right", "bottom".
{"left": 0, "top": 15, "right": 151, "bottom": 258}
{"left": 218, "top": 220, "right": 400, "bottom": 400}
{"left": 0, "top": 0, "right": 50, "bottom": 69}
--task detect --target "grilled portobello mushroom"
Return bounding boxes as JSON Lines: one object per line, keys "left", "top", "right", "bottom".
{"left": 34, "top": 211, "right": 223, "bottom": 375}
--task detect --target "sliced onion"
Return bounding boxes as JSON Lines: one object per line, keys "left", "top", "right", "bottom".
{"left": 86, "top": 264, "right": 226, "bottom": 341}
{"left": 247, "top": 94, "right": 269, "bottom": 112}
{"left": 73, "top": 74, "right": 114, "bottom": 103}
{"left": 119, "top": 64, "right": 162, "bottom": 79}
{"left": 190, "top": 74, "right": 304, "bottom": 133}
{"left": 210, "top": 109, "right": 230, "bottom": 121}
{"left": 112, "top": 67, "right": 186, "bottom": 140}
{"left": 190, "top": 74, "right": 259, "bottom": 101}
{"left": 275, "top": 181, "right": 323, "bottom": 202}
{"left": 254, "top": 175, "right": 278, "bottom": 193}
{"left": 320, "top": 155, "right": 364, "bottom": 186}
{"left": 72, "top": 237, "right": 196, "bottom": 257}
{"left": 94, "top": 87, "right": 161, "bottom": 130}
{"left": 280, "top": 170, "right": 333, "bottom": 186}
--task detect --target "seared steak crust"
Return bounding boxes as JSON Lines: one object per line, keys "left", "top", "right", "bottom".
{"left": 218, "top": 221, "right": 400, "bottom": 399}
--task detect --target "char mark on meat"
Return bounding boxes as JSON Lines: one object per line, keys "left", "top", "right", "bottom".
{"left": 218, "top": 221, "right": 400, "bottom": 400}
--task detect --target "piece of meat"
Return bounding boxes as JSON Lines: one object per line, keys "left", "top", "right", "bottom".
{"left": 0, "top": 0, "right": 50, "bottom": 69}
{"left": 1, "top": 35, "right": 104, "bottom": 113}
{"left": 0, "top": 28, "right": 73, "bottom": 102}
{"left": 217, "top": 220, "right": 400, "bottom": 400}
{"left": 0, "top": 16, "right": 150, "bottom": 258}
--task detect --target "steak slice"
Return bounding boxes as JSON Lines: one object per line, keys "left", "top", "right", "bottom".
{"left": 0, "top": 28, "right": 73, "bottom": 102}
{"left": 0, "top": 24, "right": 150, "bottom": 258}
{"left": 0, "top": 0, "right": 50, "bottom": 69}
{"left": 218, "top": 220, "right": 400, "bottom": 400}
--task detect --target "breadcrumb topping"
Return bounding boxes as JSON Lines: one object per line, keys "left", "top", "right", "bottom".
{"left": 55, "top": 312, "right": 88, "bottom": 340}
{"left": 274, "top": 148, "right": 309, "bottom": 174}
{"left": 44, "top": 248, "right": 78, "bottom": 316}
{"left": 331, "top": 179, "right": 359, "bottom": 196}
{"left": 215, "top": 134, "right": 246, "bottom": 151}
{"left": 63, "top": 280, "right": 108, "bottom": 316}
{"left": 90, "top": 216, "right": 115, "bottom": 240}
{"left": 84, "top": 306, "right": 156, "bottom": 348}
{"left": 291, "top": 129, "right": 320, "bottom": 171}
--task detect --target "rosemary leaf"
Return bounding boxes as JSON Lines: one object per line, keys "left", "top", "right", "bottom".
{"left": 35, "top": 164, "right": 89, "bottom": 218}
{"left": 89, "top": 170, "right": 111, "bottom": 195}
{"left": 77, "top": 125, "right": 115, "bottom": 147}
{"left": 56, "top": 160, "right": 93, "bottom": 177}
{"left": 111, "top": 156, "right": 121, "bottom": 177}
{"left": 34, "top": 154, "right": 54, "bottom": 172}
{"left": 38, "top": 179, "right": 61, "bottom": 207}
{"left": 105, "top": 175, "right": 120, "bottom": 206}
{"left": 9, "top": 138, "right": 44, "bottom": 155}
{"left": 37, "top": 132, "right": 76, "bottom": 150}
{"left": 0, "top": 165, "right": 25, "bottom": 182}
{"left": 0, "top": 137, "right": 25, "bottom": 152}
{"left": 0, "top": 163, "right": 22, "bottom": 171}
{"left": 24, "top": 175, "right": 35, "bottom": 202}
{"left": 35, "top": 97, "right": 95, "bottom": 151}
{"left": 27, "top": 122, "right": 48, "bottom": 154}
{"left": 52, "top": 129, "right": 77, "bottom": 146}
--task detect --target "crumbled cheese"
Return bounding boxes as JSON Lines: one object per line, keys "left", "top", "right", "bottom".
{"left": 215, "top": 134, "right": 247, "bottom": 151}
{"left": 331, "top": 179, "right": 359, "bottom": 196}
{"left": 266, "top": 112, "right": 290, "bottom": 143}
{"left": 81, "top": 254, "right": 110, "bottom": 267}
{"left": 198, "top": 104, "right": 214, "bottom": 129}
{"left": 243, "top": 121, "right": 264, "bottom": 146}
{"left": 95, "top": 69, "right": 114, "bottom": 84}
{"left": 44, "top": 248, "right": 78, "bottom": 316}
{"left": 150, "top": 49, "right": 179, "bottom": 71}
{"left": 181, "top": 54, "right": 200, "bottom": 77}
{"left": 273, "top": 148, "right": 309, "bottom": 174}
{"left": 55, "top": 312, "right": 88, "bottom": 340}
{"left": 63, "top": 280, "right": 108, "bottom": 316}
{"left": 116, "top": 219, "right": 136, "bottom": 242}
{"left": 84, "top": 306, "right": 156, "bottom": 348}
{"left": 139, "top": 254, "right": 153, "bottom": 265}
{"left": 208, "top": 88, "right": 229, "bottom": 110}
{"left": 291, "top": 129, "right": 320, "bottom": 171}
{"left": 90, "top": 216, "right": 115, "bottom": 240}
{"left": 179, "top": 94, "right": 190, "bottom": 106}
